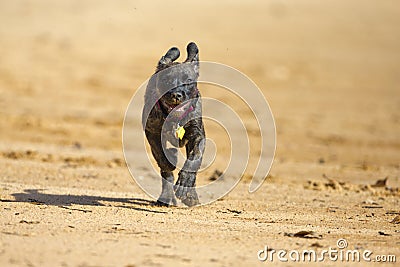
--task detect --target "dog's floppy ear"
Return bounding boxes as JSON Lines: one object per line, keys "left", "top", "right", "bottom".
{"left": 158, "top": 47, "right": 180, "bottom": 67}
{"left": 184, "top": 42, "right": 199, "bottom": 63}
{"left": 185, "top": 42, "right": 199, "bottom": 76}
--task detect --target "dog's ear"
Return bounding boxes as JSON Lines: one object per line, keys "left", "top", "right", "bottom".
{"left": 184, "top": 42, "right": 199, "bottom": 63}
{"left": 184, "top": 42, "right": 199, "bottom": 76}
{"left": 158, "top": 47, "right": 180, "bottom": 67}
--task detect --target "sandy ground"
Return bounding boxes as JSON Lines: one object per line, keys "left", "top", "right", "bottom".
{"left": 0, "top": 0, "right": 399, "bottom": 266}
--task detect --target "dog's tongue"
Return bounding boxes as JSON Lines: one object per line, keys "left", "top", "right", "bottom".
{"left": 170, "top": 102, "right": 190, "bottom": 118}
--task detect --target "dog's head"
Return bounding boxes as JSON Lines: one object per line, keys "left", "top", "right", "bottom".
{"left": 154, "top": 42, "right": 199, "bottom": 114}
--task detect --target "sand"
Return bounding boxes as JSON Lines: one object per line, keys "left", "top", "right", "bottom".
{"left": 0, "top": 0, "right": 399, "bottom": 266}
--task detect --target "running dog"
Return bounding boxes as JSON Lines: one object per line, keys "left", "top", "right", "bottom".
{"left": 142, "top": 42, "right": 205, "bottom": 207}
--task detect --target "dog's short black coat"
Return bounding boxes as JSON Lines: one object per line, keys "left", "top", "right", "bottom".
{"left": 142, "top": 42, "right": 205, "bottom": 206}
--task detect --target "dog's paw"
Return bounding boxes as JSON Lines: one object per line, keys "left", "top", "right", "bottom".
{"left": 156, "top": 193, "right": 177, "bottom": 207}
{"left": 174, "top": 171, "right": 199, "bottom": 206}
{"left": 180, "top": 188, "right": 199, "bottom": 207}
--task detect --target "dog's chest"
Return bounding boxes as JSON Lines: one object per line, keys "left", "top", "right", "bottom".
{"left": 162, "top": 120, "right": 185, "bottom": 147}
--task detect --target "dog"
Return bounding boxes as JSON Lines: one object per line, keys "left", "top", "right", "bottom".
{"left": 142, "top": 42, "right": 205, "bottom": 207}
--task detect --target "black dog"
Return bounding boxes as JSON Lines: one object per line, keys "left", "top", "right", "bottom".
{"left": 142, "top": 42, "right": 205, "bottom": 207}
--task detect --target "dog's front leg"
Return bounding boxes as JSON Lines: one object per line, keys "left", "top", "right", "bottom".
{"left": 158, "top": 170, "right": 177, "bottom": 206}
{"left": 174, "top": 136, "right": 205, "bottom": 206}
{"left": 146, "top": 132, "right": 178, "bottom": 206}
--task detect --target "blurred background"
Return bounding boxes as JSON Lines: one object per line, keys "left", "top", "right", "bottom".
{"left": 0, "top": 0, "right": 399, "bottom": 186}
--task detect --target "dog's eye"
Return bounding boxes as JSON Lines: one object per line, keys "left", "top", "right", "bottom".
{"left": 187, "top": 78, "right": 193, "bottom": 83}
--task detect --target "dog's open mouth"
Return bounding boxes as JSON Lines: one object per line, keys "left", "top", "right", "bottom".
{"left": 161, "top": 101, "right": 191, "bottom": 117}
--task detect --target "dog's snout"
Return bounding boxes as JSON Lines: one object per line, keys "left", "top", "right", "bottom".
{"left": 171, "top": 92, "right": 183, "bottom": 100}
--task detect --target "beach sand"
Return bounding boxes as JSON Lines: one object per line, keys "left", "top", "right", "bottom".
{"left": 0, "top": 1, "right": 399, "bottom": 266}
